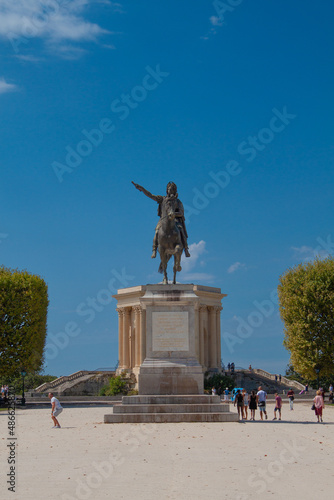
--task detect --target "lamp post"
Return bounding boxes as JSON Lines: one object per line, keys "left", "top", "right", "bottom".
{"left": 21, "top": 369, "right": 27, "bottom": 406}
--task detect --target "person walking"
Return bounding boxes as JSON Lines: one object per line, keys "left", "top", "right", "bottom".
{"left": 224, "top": 387, "right": 229, "bottom": 402}
{"left": 313, "top": 390, "right": 325, "bottom": 423}
{"left": 256, "top": 386, "right": 268, "bottom": 420}
{"left": 48, "top": 392, "right": 63, "bottom": 428}
{"left": 242, "top": 388, "right": 249, "bottom": 420}
{"left": 287, "top": 388, "right": 295, "bottom": 410}
{"left": 273, "top": 393, "right": 282, "bottom": 420}
{"left": 249, "top": 390, "right": 257, "bottom": 421}
{"left": 234, "top": 390, "right": 244, "bottom": 420}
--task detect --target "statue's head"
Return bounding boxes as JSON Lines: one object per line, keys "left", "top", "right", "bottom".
{"left": 166, "top": 182, "right": 177, "bottom": 197}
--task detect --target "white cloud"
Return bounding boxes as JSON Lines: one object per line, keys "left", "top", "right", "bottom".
{"left": 179, "top": 241, "right": 215, "bottom": 283}
{"left": 0, "top": 77, "right": 18, "bottom": 94}
{"left": 209, "top": 16, "right": 223, "bottom": 27}
{"left": 54, "top": 44, "right": 88, "bottom": 60}
{"left": 227, "top": 261, "right": 245, "bottom": 274}
{"left": 181, "top": 272, "right": 215, "bottom": 283}
{"left": 0, "top": 0, "right": 111, "bottom": 56}
{"left": 15, "top": 54, "right": 44, "bottom": 62}
{"left": 291, "top": 245, "right": 314, "bottom": 255}
{"left": 109, "top": 2, "right": 126, "bottom": 14}
{"left": 103, "top": 43, "right": 116, "bottom": 50}
{"left": 181, "top": 240, "right": 207, "bottom": 273}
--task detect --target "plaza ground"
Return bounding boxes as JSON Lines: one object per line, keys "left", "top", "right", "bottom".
{"left": 0, "top": 402, "right": 333, "bottom": 500}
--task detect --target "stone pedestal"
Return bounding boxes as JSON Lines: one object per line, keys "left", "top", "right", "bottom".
{"left": 113, "top": 284, "right": 227, "bottom": 395}
{"left": 104, "top": 395, "right": 238, "bottom": 423}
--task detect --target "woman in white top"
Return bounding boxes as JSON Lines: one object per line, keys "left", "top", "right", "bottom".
{"left": 242, "top": 389, "right": 249, "bottom": 420}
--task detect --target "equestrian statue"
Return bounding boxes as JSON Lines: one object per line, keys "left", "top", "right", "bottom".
{"left": 132, "top": 181, "right": 190, "bottom": 284}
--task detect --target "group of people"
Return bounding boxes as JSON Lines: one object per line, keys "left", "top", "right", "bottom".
{"left": 1, "top": 384, "right": 9, "bottom": 395}
{"left": 233, "top": 386, "right": 278, "bottom": 421}
{"left": 230, "top": 385, "right": 327, "bottom": 423}
{"left": 1, "top": 384, "right": 9, "bottom": 401}
{"left": 226, "top": 362, "right": 235, "bottom": 374}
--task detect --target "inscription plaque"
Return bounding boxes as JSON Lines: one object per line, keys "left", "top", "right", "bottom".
{"left": 152, "top": 311, "right": 189, "bottom": 351}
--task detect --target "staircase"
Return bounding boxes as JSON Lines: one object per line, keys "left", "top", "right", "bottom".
{"left": 104, "top": 395, "right": 238, "bottom": 423}
{"left": 232, "top": 368, "right": 305, "bottom": 394}
{"left": 35, "top": 370, "right": 115, "bottom": 396}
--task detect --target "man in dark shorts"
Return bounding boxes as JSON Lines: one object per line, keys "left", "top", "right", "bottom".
{"left": 256, "top": 386, "right": 268, "bottom": 420}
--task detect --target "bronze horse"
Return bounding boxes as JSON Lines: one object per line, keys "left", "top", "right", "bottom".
{"left": 157, "top": 196, "right": 183, "bottom": 284}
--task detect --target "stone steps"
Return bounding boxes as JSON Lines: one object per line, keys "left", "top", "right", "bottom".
{"left": 113, "top": 403, "right": 230, "bottom": 413}
{"left": 105, "top": 412, "right": 238, "bottom": 423}
{"left": 122, "top": 395, "right": 221, "bottom": 405}
{"left": 104, "top": 394, "right": 238, "bottom": 423}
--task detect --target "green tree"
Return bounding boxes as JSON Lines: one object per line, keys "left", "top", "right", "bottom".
{"left": 0, "top": 266, "right": 48, "bottom": 378}
{"left": 204, "top": 373, "right": 235, "bottom": 392}
{"left": 99, "top": 375, "right": 128, "bottom": 396}
{"left": 278, "top": 256, "right": 334, "bottom": 379}
{"left": 284, "top": 363, "right": 306, "bottom": 383}
{"left": 0, "top": 371, "right": 57, "bottom": 395}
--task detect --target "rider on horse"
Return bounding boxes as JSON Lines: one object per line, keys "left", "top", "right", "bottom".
{"left": 132, "top": 181, "right": 191, "bottom": 259}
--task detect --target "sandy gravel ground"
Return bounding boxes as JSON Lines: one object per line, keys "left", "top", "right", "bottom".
{"left": 1, "top": 401, "right": 333, "bottom": 500}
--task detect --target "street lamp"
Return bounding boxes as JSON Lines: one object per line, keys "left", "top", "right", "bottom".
{"left": 20, "top": 369, "right": 27, "bottom": 406}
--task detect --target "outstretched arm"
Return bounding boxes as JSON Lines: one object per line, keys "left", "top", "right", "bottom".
{"left": 132, "top": 181, "right": 162, "bottom": 203}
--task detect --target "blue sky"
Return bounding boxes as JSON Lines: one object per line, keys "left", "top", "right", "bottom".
{"left": 1, "top": 1, "right": 333, "bottom": 377}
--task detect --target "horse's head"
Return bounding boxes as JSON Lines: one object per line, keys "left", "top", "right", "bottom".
{"left": 165, "top": 196, "right": 178, "bottom": 220}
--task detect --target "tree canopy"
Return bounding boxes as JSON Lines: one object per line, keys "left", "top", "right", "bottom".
{"left": 278, "top": 256, "right": 334, "bottom": 379}
{"left": 0, "top": 266, "right": 48, "bottom": 378}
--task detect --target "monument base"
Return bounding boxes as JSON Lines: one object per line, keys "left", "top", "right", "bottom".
{"left": 138, "top": 358, "right": 203, "bottom": 395}
{"left": 114, "top": 284, "right": 227, "bottom": 395}
{"left": 104, "top": 395, "right": 239, "bottom": 423}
